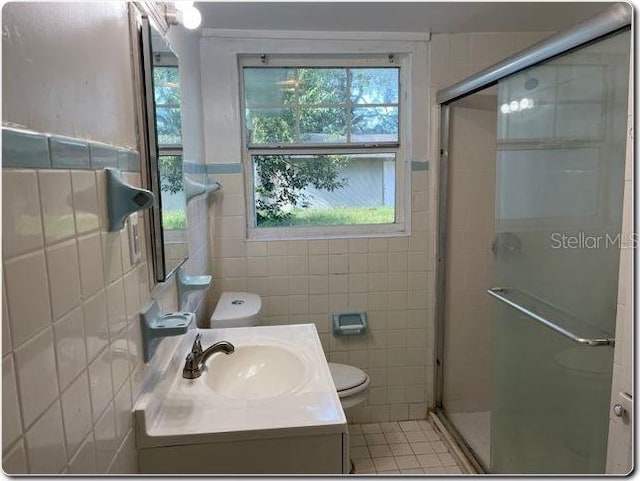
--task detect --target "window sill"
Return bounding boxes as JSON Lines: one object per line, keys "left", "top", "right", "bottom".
{"left": 246, "top": 223, "right": 411, "bottom": 242}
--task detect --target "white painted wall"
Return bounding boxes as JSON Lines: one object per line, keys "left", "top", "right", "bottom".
{"left": 2, "top": 2, "right": 137, "bottom": 148}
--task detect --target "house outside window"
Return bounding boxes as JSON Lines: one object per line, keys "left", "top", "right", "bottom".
{"left": 240, "top": 55, "right": 410, "bottom": 240}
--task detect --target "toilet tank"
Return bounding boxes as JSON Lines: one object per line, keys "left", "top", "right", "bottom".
{"left": 210, "top": 292, "right": 262, "bottom": 328}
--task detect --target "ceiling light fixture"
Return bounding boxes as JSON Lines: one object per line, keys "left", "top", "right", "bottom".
{"left": 167, "top": 2, "right": 202, "bottom": 30}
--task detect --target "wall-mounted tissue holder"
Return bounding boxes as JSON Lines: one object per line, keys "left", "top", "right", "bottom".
{"left": 185, "top": 177, "right": 221, "bottom": 203}
{"left": 177, "top": 266, "right": 212, "bottom": 309}
{"left": 141, "top": 300, "right": 194, "bottom": 362}
{"left": 332, "top": 311, "right": 368, "bottom": 336}
{"left": 106, "top": 167, "right": 155, "bottom": 231}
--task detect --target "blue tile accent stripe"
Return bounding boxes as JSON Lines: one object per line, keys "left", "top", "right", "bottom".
{"left": 49, "top": 136, "right": 90, "bottom": 169}
{"left": 411, "top": 161, "right": 429, "bottom": 171}
{"left": 2, "top": 129, "right": 50, "bottom": 168}
{"left": 2, "top": 127, "right": 140, "bottom": 172}
{"left": 206, "top": 163, "right": 242, "bottom": 175}
{"left": 183, "top": 161, "right": 207, "bottom": 174}
{"left": 89, "top": 143, "right": 119, "bottom": 169}
{"left": 117, "top": 149, "right": 141, "bottom": 172}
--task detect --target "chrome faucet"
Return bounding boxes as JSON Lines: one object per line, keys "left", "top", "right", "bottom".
{"left": 182, "top": 333, "right": 235, "bottom": 379}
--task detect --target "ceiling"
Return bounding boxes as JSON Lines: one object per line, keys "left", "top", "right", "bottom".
{"left": 197, "top": 2, "right": 613, "bottom": 34}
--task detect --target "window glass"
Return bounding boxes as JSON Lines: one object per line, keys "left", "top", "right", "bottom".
{"left": 252, "top": 153, "right": 396, "bottom": 227}
{"left": 242, "top": 63, "right": 402, "bottom": 233}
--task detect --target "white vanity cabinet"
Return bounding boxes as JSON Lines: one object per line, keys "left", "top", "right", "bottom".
{"left": 138, "top": 430, "right": 348, "bottom": 474}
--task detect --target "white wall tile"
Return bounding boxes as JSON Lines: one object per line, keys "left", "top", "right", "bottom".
{"left": 5, "top": 249, "right": 52, "bottom": 348}
{"left": 61, "top": 371, "right": 93, "bottom": 457}
{"left": 106, "top": 279, "right": 127, "bottom": 337}
{"left": 13, "top": 327, "right": 59, "bottom": 427}
{"left": 2, "top": 169, "right": 44, "bottom": 257}
{"left": 71, "top": 170, "right": 100, "bottom": 234}
{"left": 77, "top": 233, "right": 104, "bottom": 298}
{"left": 69, "top": 432, "right": 97, "bottom": 474}
{"left": 46, "top": 239, "right": 82, "bottom": 320}
{"left": 24, "top": 400, "right": 67, "bottom": 474}
{"left": 83, "top": 290, "right": 109, "bottom": 362}
{"left": 101, "top": 232, "right": 123, "bottom": 284}
{"left": 88, "top": 348, "right": 113, "bottom": 421}
{"left": 109, "top": 333, "right": 130, "bottom": 394}
{"left": 113, "top": 380, "right": 133, "bottom": 443}
{"left": 122, "top": 269, "right": 140, "bottom": 321}
{"left": 107, "top": 428, "right": 138, "bottom": 474}
{"left": 38, "top": 170, "right": 76, "bottom": 244}
{"left": 94, "top": 402, "right": 117, "bottom": 473}
{"left": 53, "top": 307, "right": 87, "bottom": 390}
{"left": 2, "top": 354, "right": 23, "bottom": 450}
{"left": 2, "top": 283, "right": 11, "bottom": 356}
{"left": 3, "top": 438, "right": 28, "bottom": 474}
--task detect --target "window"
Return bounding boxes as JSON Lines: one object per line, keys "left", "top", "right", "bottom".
{"left": 240, "top": 56, "right": 408, "bottom": 239}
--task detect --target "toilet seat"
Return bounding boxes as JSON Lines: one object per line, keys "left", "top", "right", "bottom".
{"left": 328, "top": 363, "right": 370, "bottom": 409}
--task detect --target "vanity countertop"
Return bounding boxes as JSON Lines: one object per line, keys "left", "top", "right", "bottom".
{"left": 135, "top": 324, "right": 346, "bottom": 448}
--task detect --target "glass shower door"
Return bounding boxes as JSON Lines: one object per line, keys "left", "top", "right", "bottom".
{"left": 490, "top": 29, "right": 630, "bottom": 474}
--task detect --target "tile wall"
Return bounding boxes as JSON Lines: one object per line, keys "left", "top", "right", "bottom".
{"left": 2, "top": 2, "right": 212, "bottom": 474}
{"left": 1, "top": 129, "right": 212, "bottom": 475}
{"left": 2, "top": 130, "right": 147, "bottom": 474}
{"left": 208, "top": 168, "right": 433, "bottom": 423}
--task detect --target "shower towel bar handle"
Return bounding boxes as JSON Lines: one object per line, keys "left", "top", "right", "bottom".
{"left": 487, "top": 287, "right": 614, "bottom": 347}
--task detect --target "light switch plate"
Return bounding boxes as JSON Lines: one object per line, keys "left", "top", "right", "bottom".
{"left": 127, "top": 214, "right": 141, "bottom": 265}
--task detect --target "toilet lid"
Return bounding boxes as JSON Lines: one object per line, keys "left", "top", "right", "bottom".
{"left": 328, "top": 363, "right": 369, "bottom": 393}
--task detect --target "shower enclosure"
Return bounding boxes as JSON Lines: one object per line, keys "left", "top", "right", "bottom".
{"left": 434, "top": 5, "right": 631, "bottom": 474}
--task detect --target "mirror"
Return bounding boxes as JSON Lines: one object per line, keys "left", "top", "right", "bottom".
{"left": 139, "top": 15, "right": 188, "bottom": 281}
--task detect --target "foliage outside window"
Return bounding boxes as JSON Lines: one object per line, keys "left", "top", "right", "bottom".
{"left": 153, "top": 65, "right": 185, "bottom": 230}
{"left": 242, "top": 61, "right": 404, "bottom": 237}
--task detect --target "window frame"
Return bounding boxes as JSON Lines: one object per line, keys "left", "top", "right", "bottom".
{"left": 239, "top": 54, "right": 411, "bottom": 240}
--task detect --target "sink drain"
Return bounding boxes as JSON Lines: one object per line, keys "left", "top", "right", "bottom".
{"left": 231, "top": 300, "right": 245, "bottom": 305}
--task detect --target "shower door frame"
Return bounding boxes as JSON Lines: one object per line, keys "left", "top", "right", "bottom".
{"left": 433, "top": 3, "right": 632, "bottom": 472}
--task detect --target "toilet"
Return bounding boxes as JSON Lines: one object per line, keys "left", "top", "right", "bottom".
{"left": 210, "top": 291, "right": 370, "bottom": 410}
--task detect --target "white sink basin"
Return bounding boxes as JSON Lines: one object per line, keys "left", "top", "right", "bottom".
{"left": 204, "top": 345, "right": 306, "bottom": 400}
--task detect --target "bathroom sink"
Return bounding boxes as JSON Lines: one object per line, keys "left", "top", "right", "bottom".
{"left": 203, "top": 345, "right": 306, "bottom": 400}
{"left": 135, "top": 324, "right": 345, "bottom": 449}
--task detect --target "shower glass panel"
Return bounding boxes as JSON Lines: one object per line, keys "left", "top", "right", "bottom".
{"left": 441, "top": 86, "right": 498, "bottom": 469}
{"left": 491, "top": 29, "right": 630, "bottom": 474}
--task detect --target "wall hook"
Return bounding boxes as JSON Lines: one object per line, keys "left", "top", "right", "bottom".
{"left": 184, "top": 176, "right": 221, "bottom": 203}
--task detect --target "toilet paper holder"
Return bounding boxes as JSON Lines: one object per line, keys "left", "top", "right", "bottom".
{"left": 332, "top": 311, "right": 368, "bottom": 336}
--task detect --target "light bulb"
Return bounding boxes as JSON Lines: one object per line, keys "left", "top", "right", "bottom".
{"left": 509, "top": 100, "right": 519, "bottom": 112}
{"left": 174, "top": 1, "right": 195, "bottom": 11}
{"left": 500, "top": 103, "right": 510, "bottom": 114}
{"left": 177, "top": 5, "right": 201, "bottom": 29}
{"left": 519, "top": 98, "right": 530, "bottom": 110}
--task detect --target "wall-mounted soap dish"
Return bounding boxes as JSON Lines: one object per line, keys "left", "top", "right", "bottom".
{"left": 177, "top": 266, "right": 212, "bottom": 309}
{"left": 106, "top": 167, "right": 154, "bottom": 231}
{"left": 332, "top": 311, "right": 368, "bottom": 336}
{"left": 141, "top": 300, "right": 194, "bottom": 362}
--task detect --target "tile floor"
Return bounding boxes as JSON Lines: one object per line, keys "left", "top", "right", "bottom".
{"left": 349, "top": 420, "right": 466, "bottom": 475}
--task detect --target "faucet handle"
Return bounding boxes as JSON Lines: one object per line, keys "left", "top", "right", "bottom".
{"left": 191, "top": 333, "right": 203, "bottom": 355}
{"left": 183, "top": 352, "right": 199, "bottom": 379}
